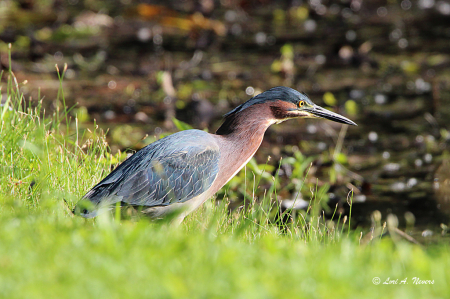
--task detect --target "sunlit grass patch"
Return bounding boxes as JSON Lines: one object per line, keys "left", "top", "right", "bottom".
{"left": 0, "top": 210, "right": 448, "bottom": 299}
{"left": 0, "top": 62, "right": 114, "bottom": 218}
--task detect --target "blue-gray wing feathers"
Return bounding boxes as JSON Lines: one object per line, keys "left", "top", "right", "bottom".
{"left": 79, "top": 130, "right": 220, "bottom": 217}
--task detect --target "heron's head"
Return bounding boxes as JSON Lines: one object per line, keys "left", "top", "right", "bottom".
{"left": 227, "top": 86, "right": 357, "bottom": 126}
{"left": 216, "top": 86, "right": 356, "bottom": 135}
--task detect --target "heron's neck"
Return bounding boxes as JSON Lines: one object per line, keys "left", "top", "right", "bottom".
{"left": 217, "top": 104, "right": 275, "bottom": 147}
{"left": 212, "top": 106, "right": 276, "bottom": 188}
{"left": 221, "top": 115, "right": 273, "bottom": 146}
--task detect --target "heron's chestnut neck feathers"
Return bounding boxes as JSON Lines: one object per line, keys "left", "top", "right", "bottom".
{"left": 211, "top": 104, "right": 276, "bottom": 190}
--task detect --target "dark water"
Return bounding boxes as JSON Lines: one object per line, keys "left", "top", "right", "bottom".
{"left": 2, "top": 1, "right": 450, "bottom": 238}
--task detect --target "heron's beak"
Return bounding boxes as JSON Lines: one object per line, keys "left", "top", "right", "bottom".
{"left": 303, "top": 105, "right": 357, "bottom": 126}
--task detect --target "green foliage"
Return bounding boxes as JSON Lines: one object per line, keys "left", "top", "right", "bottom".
{"left": 345, "top": 99, "right": 358, "bottom": 116}
{"left": 1, "top": 210, "right": 449, "bottom": 299}
{"left": 323, "top": 91, "right": 337, "bottom": 106}
{"left": 0, "top": 61, "right": 111, "bottom": 213}
{"left": 273, "top": 9, "right": 286, "bottom": 25}
{"left": 271, "top": 44, "right": 294, "bottom": 73}
{"left": 34, "top": 24, "right": 101, "bottom": 43}
{"left": 217, "top": 157, "right": 274, "bottom": 202}
{"left": 1, "top": 51, "right": 449, "bottom": 299}
{"left": 111, "top": 125, "right": 146, "bottom": 148}
{"left": 72, "top": 106, "right": 90, "bottom": 123}
{"left": 401, "top": 60, "right": 420, "bottom": 74}
{"left": 172, "top": 117, "right": 194, "bottom": 131}
{"left": 280, "top": 43, "right": 294, "bottom": 59}
{"left": 335, "top": 152, "right": 348, "bottom": 164}
{"left": 289, "top": 6, "right": 309, "bottom": 22}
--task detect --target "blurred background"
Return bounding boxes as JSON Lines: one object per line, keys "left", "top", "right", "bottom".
{"left": 1, "top": 0, "right": 450, "bottom": 234}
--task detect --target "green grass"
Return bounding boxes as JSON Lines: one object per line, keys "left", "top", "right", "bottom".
{"left": 1, "top": 57, "right": 449, "bottom": 299}
{"left": 1, "top": 212, "right": 449, "bottom": 299}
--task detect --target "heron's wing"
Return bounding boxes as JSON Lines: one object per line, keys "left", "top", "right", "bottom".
{"left": 79, "top": 130, "right": 220, "bottom": 217}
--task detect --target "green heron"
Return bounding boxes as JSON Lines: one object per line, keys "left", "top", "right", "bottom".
{"left": 76, "top": 86, "right": 356, "bottom": 223}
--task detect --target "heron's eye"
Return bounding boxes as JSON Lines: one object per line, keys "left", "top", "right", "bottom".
{"left": 298, "top": 101, "right": 305, "bottom": 108}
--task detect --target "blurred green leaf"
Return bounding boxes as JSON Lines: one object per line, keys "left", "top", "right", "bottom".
{"left": 323, "top": 92, "right": 337, "bottom": 106}
{"left": 111, "top": 125, "right": 144, "bottom": 148}
{"left": 35, "top": 27, "right": 52, "bottom": 41}
{"left": 271, "top": 59, "right": 282, "bottom": 73}
{"left": 176, "top": 100, "right": 186, "bottom": 109}
{"left": 281, "top": 44, "right": 294, "bottom": 59}
{"left": 345, "top": 100, "right": 358, "bottom": 116}
{"left": 74, "top": 106, "right": 89, "bottom": 123}
{"left": 15, "top": 35, "right": 30, "bottom": 49}
{"left": 289, "top": 6, "right": 309, "bottom": 21}
{"left": 273, "top": 9, "right": 285, "bottom": 24}
{"left": 177, "top": 83, "right": 193, "bottom": 100}
{"left": 427, "top": 55, "right": 447, "bottom": 66}
{"left": 172, "top": 118, "right": 193, "bottom": 131}
{"left": 335, "top": 152, "right": 348, "bottom": 165}
{"left": 400, "top": 61, "right": 419, "bottom": 74}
